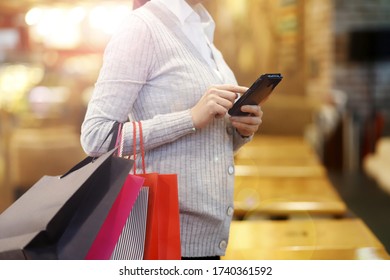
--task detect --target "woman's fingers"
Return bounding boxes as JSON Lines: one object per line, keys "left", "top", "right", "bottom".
{"left": 191, "top": 84, "right": 248, "bottom": 129}
{"left": 230, "top": 105, "right": 263, "bottom": 137}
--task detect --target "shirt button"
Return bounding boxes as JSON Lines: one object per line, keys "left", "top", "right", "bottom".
{"left": 226, "top": 126, "right": 233, "bottom": 135}
{"left": 227, "top": 206, "right": 234, "bottom": 216}
{"left": 219, "top": 240, "right": 227, "bottom": 250}
{"left": 228, "top": 165, "right": 234, "bottom": 175}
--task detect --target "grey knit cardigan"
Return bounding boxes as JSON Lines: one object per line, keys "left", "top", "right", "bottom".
{"left": 81, "top": 1, "right": 251, "bottom": 257}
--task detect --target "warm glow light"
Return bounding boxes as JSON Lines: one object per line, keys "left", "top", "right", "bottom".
{"left": 69, "top": 6, "right": 87, "bottom": 23}
{"left": 89, "top": 4, "right": 130, "bottom": 35}
{"left": 31, "top": 7, "right": 81, "bottom": 49}
{"left": 89, "top": 6, "right": 106, "bottom": 30}
{"left": 26, "top": 3, "right": 131, "bottom": 49}
{"left": 226, "top": 0, "right": 247, "bottom": 19}
{"left": 25, "top": 7, "right": 43, "bottom": 26}
{"left": 0, "top": 64, "right": 44, "bottom": 112}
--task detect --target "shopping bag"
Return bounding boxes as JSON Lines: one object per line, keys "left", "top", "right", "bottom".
{"left": 0, "top": 148, "right": 133, "bottom": 260}
{"left": 85, "top": 174, "right": 145, "bottom": 260}
{"left": 110, "top": 187, "right": 149, "bottom": 260}
{"left": 140, "top": 173, "right": 181, "bottom": 260}
{"left": 130, "top": 121, "right": 181, "bottom": 260}
{"left": 85, "top": 122, "right": 148, "bottom": 260}
{"left": 86, "top": 122, "right": 149, "bottom": 260}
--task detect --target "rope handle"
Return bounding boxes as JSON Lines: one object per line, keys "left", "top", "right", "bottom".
{"left": 138, "top": 121, "right": 146, "bottom": 173}
{"left": 127, "top": 121, "right": 146, "bottom": 175}
{"left": 132, "top": 121, "right": 137, "bottom": 173}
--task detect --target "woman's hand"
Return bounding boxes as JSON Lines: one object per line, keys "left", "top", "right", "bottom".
{"left": 190, "top": 84, "right": 248, "bottom": 129}
{"left": 230, "top": 105, "right": 263, "bottom": 137}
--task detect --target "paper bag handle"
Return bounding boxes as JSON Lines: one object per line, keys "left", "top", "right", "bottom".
{"left": 131, "top": 121, "right": 146, "bottom": 174}
{"left": 60, "top": 122, "right": 122, "bottom": 178}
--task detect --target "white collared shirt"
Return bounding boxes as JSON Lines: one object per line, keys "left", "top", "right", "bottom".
{"left": 151, "top": 0, "right": 221, "bottom": 76}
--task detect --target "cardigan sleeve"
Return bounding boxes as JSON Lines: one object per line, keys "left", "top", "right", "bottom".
{"left": 80, "top": 14, "right": 196, "bottom": 157}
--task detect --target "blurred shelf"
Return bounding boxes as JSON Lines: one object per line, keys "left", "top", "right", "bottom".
{"left": 223, "top": 218, "right": 389, "bottom": 260}
{"left": 234, "top": 176, "right": 347, "bottom": 218}
{"left": 234, "top": 165, "right": 327, "bottom": 178}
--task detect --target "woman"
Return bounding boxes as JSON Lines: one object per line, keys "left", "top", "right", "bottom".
{"left": 81, "top": 0, "right": 263, "bottom": 259}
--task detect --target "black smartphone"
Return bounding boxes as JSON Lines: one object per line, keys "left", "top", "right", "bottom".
{"left": 228, "top": 73, "right": 283, "bottom": 116}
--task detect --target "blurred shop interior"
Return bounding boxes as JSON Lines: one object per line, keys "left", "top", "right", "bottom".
{"left": 1, "top": 0, "right": 390, "bottom": 259}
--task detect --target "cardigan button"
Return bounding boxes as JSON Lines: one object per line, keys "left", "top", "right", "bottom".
{"left": 227, "top": 206, "right": 234, "bottom": 216}
{"left": 219, "top": 240, "right": 227, "bottom": 250}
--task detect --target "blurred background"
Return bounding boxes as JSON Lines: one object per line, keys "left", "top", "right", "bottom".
{"left": 0, "top": 0, "right": 389, "bottom": 259}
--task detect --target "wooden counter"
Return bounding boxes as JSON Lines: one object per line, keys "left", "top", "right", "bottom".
{"left": 233, "top": 176, "right": 347, "bottom": 218}
{"left": 223, "top": 218, "right": 389, "bottom": 260}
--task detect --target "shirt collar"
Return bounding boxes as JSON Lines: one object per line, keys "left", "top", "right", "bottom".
{"left": 193, "top": 4, "right": 215, "bottom": 43}
{"left": 151, "top": 0, "right": 215, "bottom": 42}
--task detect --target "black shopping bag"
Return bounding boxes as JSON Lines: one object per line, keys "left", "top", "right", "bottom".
{"left": 0, "top": 148, "right": 133, "bottom": 260}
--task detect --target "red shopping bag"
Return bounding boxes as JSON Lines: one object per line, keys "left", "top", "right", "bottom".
{"left": 140, "top": 173, "right": 181, "bottom": 260}
{"left": 131, "top": 121, "right": 181, "bottom": 260}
